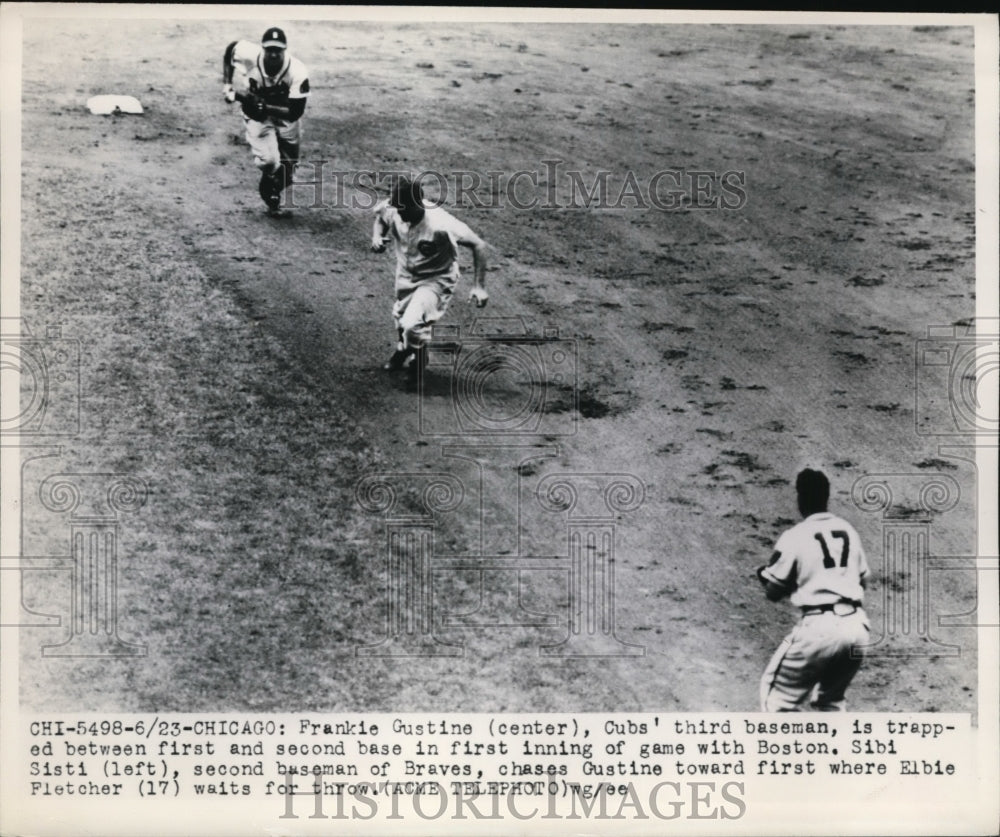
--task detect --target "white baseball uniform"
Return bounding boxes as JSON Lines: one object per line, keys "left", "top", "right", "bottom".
{"left": 759, "top": 512, "right": 870, "bottom": 711}
{"left": 228, "top": 40, "right": 309, "bottom": 172}
{"left": 373, "top": 199, "right": 478, "bottom": 348}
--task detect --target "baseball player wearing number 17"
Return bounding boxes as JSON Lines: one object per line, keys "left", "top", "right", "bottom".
{"left": 757, "top": 469, "right": 871, "bottom": 712}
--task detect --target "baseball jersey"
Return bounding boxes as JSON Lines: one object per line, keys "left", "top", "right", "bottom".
{"left": 230, "top": 41, "right": 309, "bottom": 126}
{"left": 374, "top": 200, "right": 477, "bottom": 294}
{"left": 760, "top": 512, "right": 868, "bottom": 608}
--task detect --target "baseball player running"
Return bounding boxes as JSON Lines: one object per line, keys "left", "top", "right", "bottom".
{"left": 757, "top": 468, "right": 870, "bottom": 711}
{"left": 222, "top": 27, "right": 309, "bottom": 216}
{"left": 371, "top": 176, "right": 489, "bottom": 372}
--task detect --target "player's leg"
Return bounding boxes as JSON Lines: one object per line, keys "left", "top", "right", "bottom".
{"left": 396, "top": 286, "right": 438, "bottom": 347}
{"left": 760, "top": 621, "right": 825, "bottom": 712}
{"left": 397, "top": 285, "right": 452, "bottom": 373}
{"left": 384, "top": 286, "right": 451, "bottom": 373}
{"left": 244, "top": 118, "right": 282, "bottom": 210}
{"left": 277, "top": 141, "right": 299, "bottom": 193}
{"left": 276, "top": 122, "right": 301, "bottom": 199}
{"left": 383, "top": 331, "right": 413, "bottom": 370}
{"left": 384, "top": 296, "right": 415, "bottom": 370}
{"left": 259, "top": 171, "right": 282, "bottom": 211}
{"left": 811, "top": 612, "right": 870, "bottom": 711}
{"left": 384, "top": 293, "right": 435, "bottom": 372}
{"left": 245, "top": 118, "right": 280, "bottom": 173}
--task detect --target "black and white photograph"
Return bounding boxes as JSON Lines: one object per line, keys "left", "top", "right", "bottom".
{"left": 1, "top": 5, "right": 997, "bottom": 835}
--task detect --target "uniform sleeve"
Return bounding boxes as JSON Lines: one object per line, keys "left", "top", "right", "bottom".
{"left": 288, "top": 59, "right": 310, "bottom": 98}
{"left": 441, "top": 211, "right": 477, "bottom": 245}
{"left": 759, "top": 531, "right": 798, "bottom": 590}
{"left": 231, "top": 40, "right": 259, "bottom": 73}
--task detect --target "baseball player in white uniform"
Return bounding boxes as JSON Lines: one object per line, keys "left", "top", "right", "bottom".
{"left": 222, "top": 27, "right": 309, "bottom": 216}
{"left": 371, "top": 177, "right": 489, "bottom": 371}
{"left": 757, "top": 468, "right": 870, "bottom": 711}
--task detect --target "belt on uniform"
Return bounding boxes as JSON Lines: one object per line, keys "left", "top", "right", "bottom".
{"left": 801, "top": 600, "right": 863, "bottom": 617}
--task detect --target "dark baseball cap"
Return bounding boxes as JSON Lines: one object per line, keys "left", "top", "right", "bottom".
{"left": 390, "top": 176, "right": 424, "bottom": 210}
{"left": 262, "top": 27, "right": 287, "bottom": 48}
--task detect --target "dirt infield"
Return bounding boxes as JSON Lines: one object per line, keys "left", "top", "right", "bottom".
{"left": 14, "top": 18, "right": 979, "bottom": 713}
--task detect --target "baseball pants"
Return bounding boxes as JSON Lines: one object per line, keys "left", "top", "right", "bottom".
{"left": 244, "top": 117, "right": 301, "bottom": 173}
{"left": 760, "top": 609, "right": 870, "bottom": 712}
{"left": 244, "top": 117, "right": 300, "bottom": 207}
{"left": 392, "top": 284, "right": 453, "bottom": 349}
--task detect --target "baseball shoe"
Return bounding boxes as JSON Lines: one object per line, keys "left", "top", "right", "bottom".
{"left": 267, "top": 204, "right": 291, "bottom": 218}
{"left": 383, "top": 347, "right": 414, "bottom": 371}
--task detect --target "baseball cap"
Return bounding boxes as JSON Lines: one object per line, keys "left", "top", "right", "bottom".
{"left": 262, "top": 27, "right": 287, "bottom": 48}
{"left": 390, "top": 176, "right": 424, "bottom": 210}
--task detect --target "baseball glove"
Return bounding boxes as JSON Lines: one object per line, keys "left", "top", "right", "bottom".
{"left": 257, "top": 81, "right": 291, "bottom": 107}
{"left": 240, "top": 93, "right": 268, "bottom": 121}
